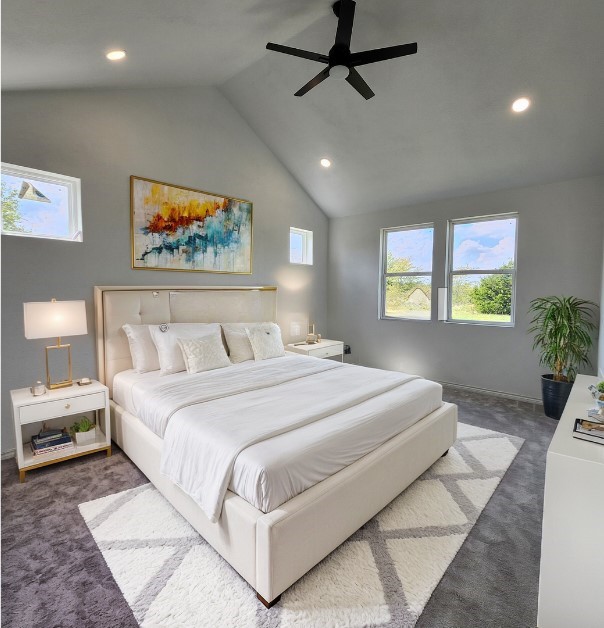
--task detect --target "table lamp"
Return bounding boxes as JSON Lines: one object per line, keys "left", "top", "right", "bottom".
{"left": 23, "top": 299, "right": 87, "bottom": 389}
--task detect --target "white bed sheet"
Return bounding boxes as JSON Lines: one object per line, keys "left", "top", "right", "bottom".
{"left": 112, "top": 357, "right": 442, "bottom": 514}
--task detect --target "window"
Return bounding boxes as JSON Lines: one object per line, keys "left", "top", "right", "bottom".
{"left": 380, "top": 224, "right": 434, "bottom": 320}
{"left": 1, "top": 163, "right": 82, "bottom": 242}
{"left": 447, "top": 214, "right": 518, "bottom": 325}
{"left": 289, "top": 227, "right": 313, "bottom": 265}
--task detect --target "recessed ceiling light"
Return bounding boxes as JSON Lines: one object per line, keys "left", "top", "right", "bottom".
{"left": 320, "top": 158, "right": 331, "bottom": 168}
{"left": 106, "top": 50, "right": 126, "bottom": 61}
{"left": 512, "top": 97, "right": 530, "bottom": 113}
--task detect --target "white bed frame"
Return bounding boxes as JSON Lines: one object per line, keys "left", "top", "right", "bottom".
{"left": 95, "top": 285, "right": 457, "bottom": 607}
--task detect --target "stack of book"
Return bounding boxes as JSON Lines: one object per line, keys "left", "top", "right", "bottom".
{"left": 573, "top": 418, "right": 604, "bottom": 445}
{"left": 30, "top": 429, "right": 74, "bottom": 456}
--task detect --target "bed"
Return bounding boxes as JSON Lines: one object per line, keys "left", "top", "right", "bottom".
{"left": 95, "top": 285, "right": 457, "bottom": 607}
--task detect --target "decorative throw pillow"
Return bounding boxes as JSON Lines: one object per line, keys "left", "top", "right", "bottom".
{"left": 122, "top": 324, "right": 160, "bottom": 373}
{"left": 149, "top": 323, "right": 222, "bottom": 375}
{"left": 177, "top": 334, "right": 231, "bottom": 374}
{"left": 246, "top": 323, "right": 286, "bottom": 361}
{"left": 221, "top": 323, "right": 258, "bottom": 363}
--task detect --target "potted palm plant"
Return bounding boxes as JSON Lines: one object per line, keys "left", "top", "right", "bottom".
{"left": 528, "top": 296, "right": 598, "bottom": 419}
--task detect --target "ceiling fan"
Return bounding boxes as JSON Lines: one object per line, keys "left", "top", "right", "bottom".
{"left": 266, "top": 0, "right": 417, "bottom": 100}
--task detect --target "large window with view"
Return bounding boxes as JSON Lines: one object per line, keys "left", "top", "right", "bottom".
{"left": 380, "top": 224, "right": 434, "bottom": 320}
{"left": 448, "top": 214, "right": 518, "bottom": 325}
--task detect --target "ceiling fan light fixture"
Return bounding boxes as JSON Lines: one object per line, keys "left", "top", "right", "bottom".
{"left": 329, "top": 65, "right": 350, "bottom": 80}
{"left": 512, "top": 97, "right": 530, "bottom": 113}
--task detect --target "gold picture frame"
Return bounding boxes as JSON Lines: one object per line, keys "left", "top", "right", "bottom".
{"left": 131, "top": 176, "right": 253, "bottom": 274}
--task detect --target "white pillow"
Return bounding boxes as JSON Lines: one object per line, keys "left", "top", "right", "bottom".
{"left": 149, "top": 323, "right": 222, "bottom": 375}
{"left": 177, "top": 335, "right": 231, "bottom": 374}
{"left": 246, "top": 323, "right": 286, "bottom": 361}
{"left": 222, "top": 323, "right": 267, "bottom": 363}
{"left": 122, "top": 324, "right": 160, "bottom": 373}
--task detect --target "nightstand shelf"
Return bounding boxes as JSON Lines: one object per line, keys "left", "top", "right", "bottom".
{"left": 10, "top": 380, "right": 111, "bottom": 482}
{"left": 286, "top": 339, "right": 344, "bottom": 361}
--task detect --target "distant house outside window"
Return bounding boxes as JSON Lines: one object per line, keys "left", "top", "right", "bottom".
{"left": 380, "top": 224, "right": 434, "bottom": 320}
{"left": 1, "top": 163, "right": 82, "bottom": 242}
{"left": 447, "top": 214, "right": 518, "bottom": 325}
{"left": 289, "top": 227, "right": 313, "bottom": 265}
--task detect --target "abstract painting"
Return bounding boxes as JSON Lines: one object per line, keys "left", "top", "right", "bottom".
{"left": 131, "top": 176, "right": 252, "bottom": 274}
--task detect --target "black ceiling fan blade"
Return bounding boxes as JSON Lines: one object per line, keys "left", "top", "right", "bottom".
{"left": 266, "top": 43, "right": 328, "bottom": 64}
{"left": 349, "top": 43, "right": 418, "bottom": 67}
{"left": 334, "top": 0, "right": 356, "bottom": 48}
{"left": 346, "top": 67, "right": 375, "bottom": 99}
{"left": 295, "top": 67, "right": 331, "bottom": 97}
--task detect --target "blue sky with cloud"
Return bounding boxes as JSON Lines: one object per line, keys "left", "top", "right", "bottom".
{"left": 2, "top": 173, "right": 69, "bottom": 236}
{"left": 452, "top": 217, "right": 516, "bottom": 269}
{"left": 387, "top": 227, "right": 433, "bottom": 271}
{"left": 387, "top": 217, "right": 516, "bottom": 272}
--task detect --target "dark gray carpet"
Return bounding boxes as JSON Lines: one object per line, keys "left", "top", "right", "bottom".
{"left": 1, "top": 387, "right": 555, "bottom": 628}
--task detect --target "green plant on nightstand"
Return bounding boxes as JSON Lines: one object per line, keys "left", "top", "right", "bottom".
{"left": 69, "top": 416, "right": 97, "bottom": 446}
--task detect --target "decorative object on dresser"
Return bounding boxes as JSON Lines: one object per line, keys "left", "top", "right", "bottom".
{"left": 572, "top": 419, "right": 604, "bottom": 445}
{"left": 287, "top": 338, "right": 345, "bottom": 362}
{"left": 538, "top": 375, "right": 604, "bottom": 627}
{"left": 10, "top": 380, "right": 111, "bottom": 483}
{"left": 131, "top": 176, "right": 252, "bottom": 274}
{"left": 23, "top": 299, "right": 88, "bottom": 389}
{"left": 587, "top": 382, "right": 604, "bottom": 416}
{"left": 527, "top": 296, "right": 598, "bottom": 419}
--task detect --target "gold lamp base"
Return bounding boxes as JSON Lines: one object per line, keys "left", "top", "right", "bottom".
{"left": 45, "top": 339, "right": 73, "bottom": 389}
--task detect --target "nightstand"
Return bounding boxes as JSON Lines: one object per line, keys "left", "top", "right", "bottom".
{"left": 10, "top": 380, "right": 111, "bottom": 482}
{"left": 286, "top": 339, "right": 345, "bottom": 362}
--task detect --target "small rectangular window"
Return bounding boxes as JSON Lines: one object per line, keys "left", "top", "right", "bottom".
{"left": 447, "top": 214, "right": 518, "bottom": 325}
{"left": 289, "top": 227, "right": 313, "bottom": 265}
{"left": 380, "top": 224, "right": 434, "bottom": 320}
{"left": 1, "top": 163, "right": 82, "bottom": 242}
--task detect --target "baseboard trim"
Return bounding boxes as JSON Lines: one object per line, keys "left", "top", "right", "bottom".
{"left": 1, "top": 449, "right": 16, "bottom": 461}
{"left": 439, "top": 380, "right": 542, "bottom": 407}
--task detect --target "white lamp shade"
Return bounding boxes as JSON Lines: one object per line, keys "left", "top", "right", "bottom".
{"left": 24, "top": 300, "right": 87, "bottom": 339}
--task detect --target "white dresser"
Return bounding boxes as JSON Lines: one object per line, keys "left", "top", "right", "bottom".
{"left": 538, "top": 374, "right": 604, "bottom": 627}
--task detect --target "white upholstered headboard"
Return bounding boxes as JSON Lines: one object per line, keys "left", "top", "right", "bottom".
{"left": 94, "top": 286, "right": 277, "bottom": 396}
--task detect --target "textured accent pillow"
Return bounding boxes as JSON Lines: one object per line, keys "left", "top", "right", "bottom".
{"left": 149, "top": 323, "right": 222, "bottom": 375}
{"left": 177, "top": 335, "right": 231, "bottom": 374}
{"left": 221, "top": 323, "right": 257, "bottom": 363}
{"left": 122, "top": 324, "right": 160, "bottom": 373}
{"left": 246, "top": 323, "right": 286, "bottom": 361}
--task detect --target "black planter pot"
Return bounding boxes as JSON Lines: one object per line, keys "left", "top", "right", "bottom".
{"left": 541, "top": 374, "right": 573, "bottom": 420}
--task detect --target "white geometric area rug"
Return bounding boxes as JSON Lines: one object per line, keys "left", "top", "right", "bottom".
{"left": 79, "top": 423, "right": 523, "bottom": 628}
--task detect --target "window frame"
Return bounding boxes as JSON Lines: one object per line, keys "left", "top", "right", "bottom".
{"left": 289, "top": 227, "right": 313, "bottom": 265}
{"left": 446, "top": 213, "right": 518, "bottom": 327}
{"left": 379, "top": 222, "right": 435, "bottom": 321}
{"left": 1, "top": 162, "right": 83, "bottom": 242}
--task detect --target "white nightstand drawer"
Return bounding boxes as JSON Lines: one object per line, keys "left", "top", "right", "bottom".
{"left": 19, "top": 392, "right": 106, "bottom": 425}
{"left": 308, "top": 345, "right": 343, "bottom": 359}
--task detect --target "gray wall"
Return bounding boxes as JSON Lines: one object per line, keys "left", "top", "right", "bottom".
{"left": 328, "top": 176, "right": 604, "bottom": 400}
{"left": 1, "top": 86, "right": 328, "bottom": 453}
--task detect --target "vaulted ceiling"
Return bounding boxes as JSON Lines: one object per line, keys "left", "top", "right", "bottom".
{"left": 3, "top": 0, "right": 604, "bottom": 216}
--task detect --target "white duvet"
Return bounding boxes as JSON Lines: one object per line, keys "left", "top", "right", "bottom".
{"left": 116, "top": 355, "right": 442, "bottom": 522}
